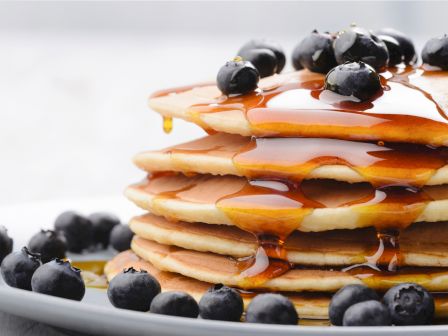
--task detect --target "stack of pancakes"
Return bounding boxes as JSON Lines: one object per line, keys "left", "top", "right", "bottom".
{"left": 105, "top": 68, "right": 448, "bottom": 319}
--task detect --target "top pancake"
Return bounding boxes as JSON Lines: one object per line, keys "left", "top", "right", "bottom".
{"left": 135, "top": 133, "right": 448, "bottom": 187}
{"left": 148, "top": 69, "right": 448, "bottom": 146}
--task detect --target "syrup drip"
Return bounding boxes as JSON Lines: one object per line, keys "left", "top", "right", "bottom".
{"left": 186, "top": 67, "right": 448, "bottom": 146}
{"left": 139, "top": 173, "right": 437, "bottom": 285}
{"left": 151, "top": 66, "right": 448, "bottom": 284}
{"left": 163, "top": 116, "right": 173, "bottom": 134}
{"left": 232, "top": 137, "right": 448, "bottom": 188}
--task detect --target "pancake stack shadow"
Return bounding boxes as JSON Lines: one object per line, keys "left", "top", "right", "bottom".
{"left": 105, "top": 69, "right": 448, "bottom": 320}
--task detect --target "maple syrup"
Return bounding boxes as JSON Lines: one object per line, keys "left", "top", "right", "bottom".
{"left": 149, "top": 66, "right": 448, "bottom": 286}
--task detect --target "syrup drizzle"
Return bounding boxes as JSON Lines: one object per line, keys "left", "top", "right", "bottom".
{"left": 186, "top": 67, "right": 448, "bottom": 146}
{"left": 150, "top": 66, "right": 448, "bottom": 285}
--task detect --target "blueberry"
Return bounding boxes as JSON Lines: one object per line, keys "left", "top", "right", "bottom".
{"left": 109, "top": 224, "right": 134, "bottom": 252}
{"left": 107, "top": 267, "right": 161, "bottom": 312}
{"left": 292, "top": 30, "right": 337, "bottom": 73}
{"left": 199, "top": 284, "right": 243, "bottom": 321}
{"left": 375, "top": 28, "right": 417, "bottom": 64}
{"left": 217, "top": 58, "right": 259, "bottom": 95}
{"left": 54, "top": 211, "right": 93, "bottom": 253}
{"left": 238, "top": 48, "right": 277, "bottom": 78}
{"left": 329, "top": 284, "right": 379, "bottom": 326}
{"left": 422, "top": 35, "right": 448, "bottom": 70}
{"left": 334, "top": 26, "right": 389, "bottom": 70}
{"left": 150, "top": 291, "right": 199, "bottom": 318}
{"left": 246, "top": 293, "right": 298, "bottom": 325}
{"left": 1, "top": 247, "right": 41, "bottom": 290}
{"left": 324, "top": 61, "right": 382, "bottom": 102}
{"left": 0, "top": 226, "right": 13, "bottom": 263}
{"left": 343, "top": 300, "right": 391, "bottom": 326}
{"left": 89, "top": 212, "right": 120, "bottom": 248}
{"left": 28, "top": 230, "right": 67, "bottom": 263}
{"left": 31, "top": 259, "right": 85, "bottom": 301}
{"left": 238, "top": 39, "right": 286, "bottom": 73}
{"left": 383, "top": 283, "right": 434, "bottom": 325}
{"left": 378, "top": 35, "right": 403, "bottom": 66}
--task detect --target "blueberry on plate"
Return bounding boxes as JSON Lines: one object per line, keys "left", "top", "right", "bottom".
{"left": 375, "top": 28, "right": 417, "bottom": 64}
{"left": 383, "top": 283, "right": 434, "bottom": 325}
{"left": 343, "top": 300, "right": 392, "bottom": 326}
{"left": 238, "top": 39, "right": 286, "bottom": 73}
{"left": 245, "top": 293, "right": 298, "bottom": 325}
{"left": 238, "top": 48, "right": 277, "bottom": 78}
{"left": 377, "top": 35, "right": 403, "bottom": 66}
{"left": 28, "top": 229, "right": 67, "bottom": 263}
{"left": 292, "top": 30, "right": 337, "bottom": 73}
{"left": 199, "top": 284, "right": 243, "bottom": 321}
{"left": 329, "top": 284, "right": 379, "bottom": 326}
{"left": 54, "top": 211, "right": 93, "bottom": 253}
{"left": 109, "top": 224, "right": 134, "bottom": 252}
{"left": 334, "top": 26, "right": 389, "bottom": 71}
{"left": 89, "top": 212, "right": 120, "bottom": 249}
{"left": 150, "top": 291, "right": 199, "bottom": 318}
{"left": 31, "top": 258, "right": 85, "bottom": 301}
{"left": 1, "top": 247, "right": 41, "bottom": 290}
{"left": 0, "top": 226, "right": 13, "bottom": 263}
{"left": 324, "top": 61, "right": 382, "bottom": 102}
{"left": 422, "top": 35, "right": 448, "bottom": 70}
{"left": 217, "top": 57, "right": 260, "bottom": 95}
{"left": 108, "top": 267, "right": 161, "bottom": 312}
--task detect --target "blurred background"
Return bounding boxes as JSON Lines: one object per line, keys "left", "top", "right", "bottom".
{"left": 0, "top": 1, "right": 446, "bottom": 205}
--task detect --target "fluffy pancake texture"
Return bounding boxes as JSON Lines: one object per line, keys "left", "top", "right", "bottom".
{"left": 134, "top": 133, "right": 448, "bottom": 186}
{"left": 130, "top": 214, "right": 448, "bottom": 267}
{"left": 125, "top": 174, "right": 448, "bottom": 232}
{"left": 130, "top": 236, "right": 448, "bottom": 292}
{"left": 105, "top": 251, "right": 448, "bottom": 320}
{"left": 148, "top": 70, "right": 448, "bottom": 146}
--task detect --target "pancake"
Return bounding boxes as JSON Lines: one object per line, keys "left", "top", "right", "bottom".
{"left": 126, "top": 173, "right": 448, "bottom": 233}
{"left": 148, "top": 69, "right": 448, "bottom": 146}
{"left": 105, "top": 250, "right": 448, "bottom": 320}
{"left": 135, "top": 133, "right": 448, "bottom": 187}
{"left": 131, "top": 236, "right": 448, "bottom": 292}
{"left": 130, "top": 214, "right": 448, "bottom": 267}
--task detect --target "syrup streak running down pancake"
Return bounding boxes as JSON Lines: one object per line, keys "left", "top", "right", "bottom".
{"left": 148, "top": 67, "right": 448, "bottom": 146}
{"left": 135, "top": 133, "right": 448, "bottom": 187}
{"left": 126, "top": 173, "right": 448, "bottom": 285}
{"left": 145, "top": 66, "right": 448, "bottom": 286}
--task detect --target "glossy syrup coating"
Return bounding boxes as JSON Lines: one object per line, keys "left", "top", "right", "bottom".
{"left": 238, "top": 48, "right": 278, "bottom": 78}
{"left": 378, "top": 35, "right": 403, "bottom": 66}
{"left": 375, "top": 27, "right": 417, "bottom": 64}
{"left": 292, "top": 30, "right": 337, "bottom": 73}
{"left": 217, "top": 58, "right": 260, "bottom": 95}
{"left": 334, "top": 26, "right": 389, "bottom": 70}
{"left": 238, "top": 39, "right": 286, "bottom": 73}
{"left": 324, "top": 61, "right": 382, "bottom": 101}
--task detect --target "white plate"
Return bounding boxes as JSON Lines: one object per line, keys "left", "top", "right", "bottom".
{"left": 0, "top": 196, "right": 448, "bottom": 336}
